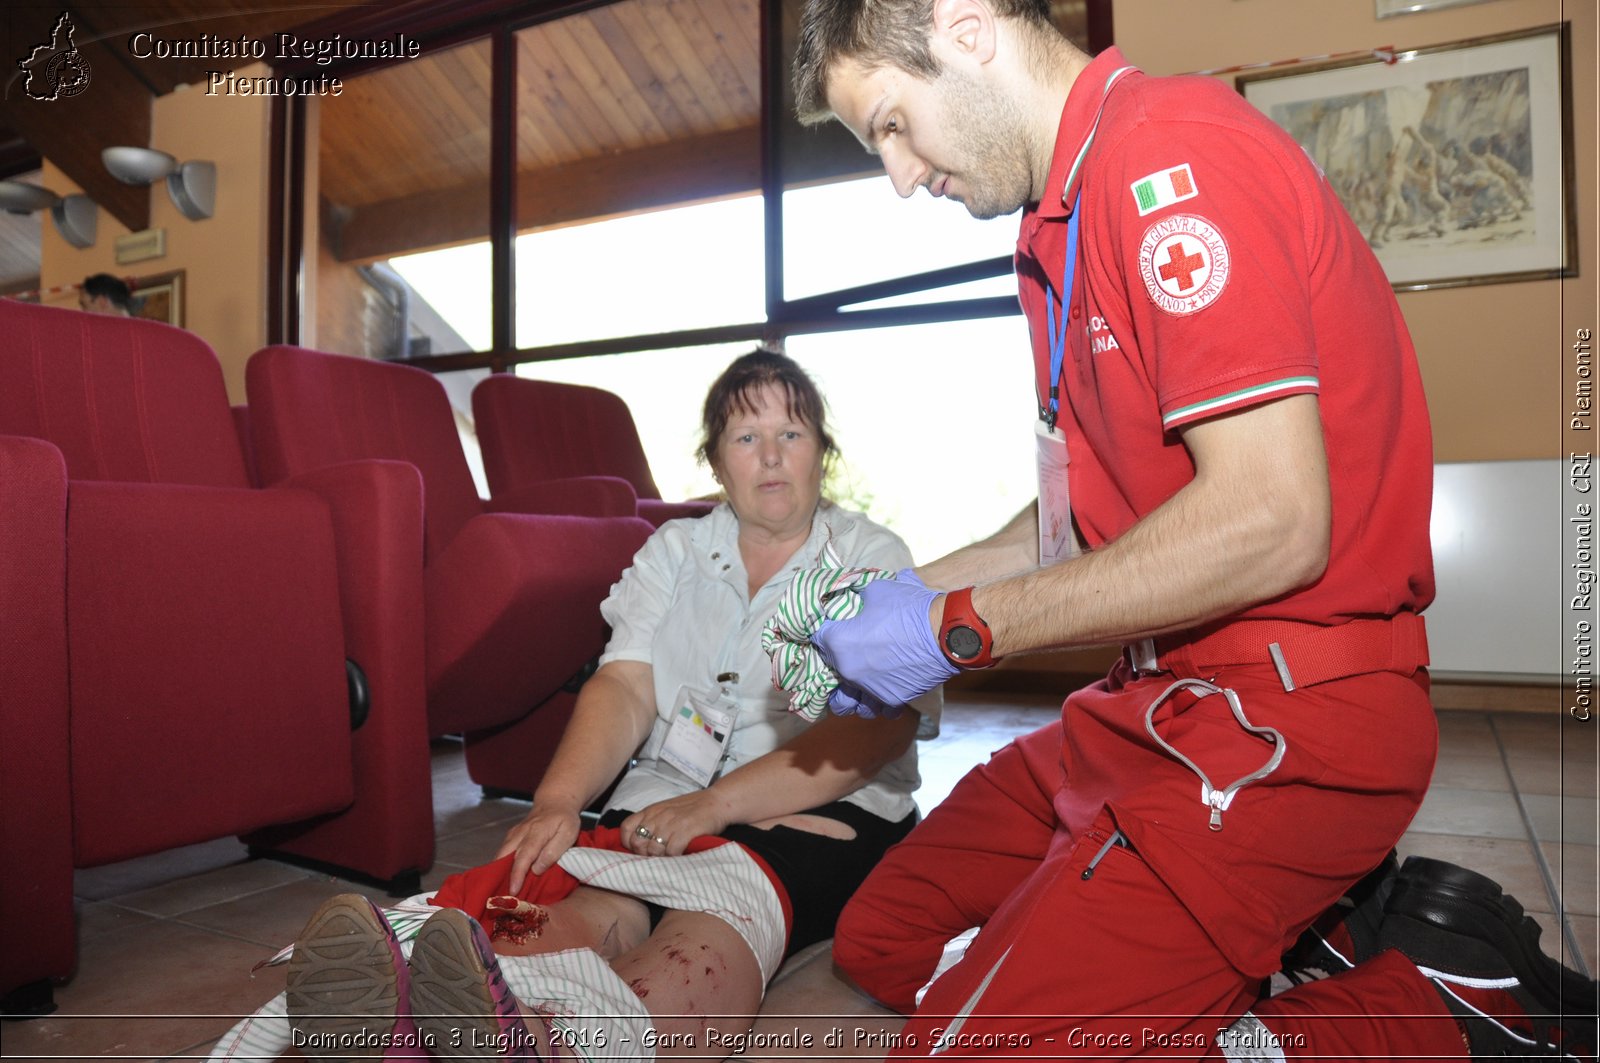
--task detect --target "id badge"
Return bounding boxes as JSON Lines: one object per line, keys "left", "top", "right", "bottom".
{"left": 659, "top": 686, "right": 737, "bottom": 789}
{"left": 1036, "top": 420, "right": 1078, "bottom": 566}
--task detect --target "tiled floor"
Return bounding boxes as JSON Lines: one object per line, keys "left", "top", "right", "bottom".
{"left": 2, "top": 694, "right": 1594, "bottom": 1061}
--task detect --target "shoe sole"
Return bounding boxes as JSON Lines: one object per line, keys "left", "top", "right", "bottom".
{"left": 286, "top": 895, "right": 406, "bottom": 1061}
{"left": 410, "top": 909, "right": 536, "bottom": 1060}
{"left": 1389, "top": 856, "right": 1598, "bottom": 1013}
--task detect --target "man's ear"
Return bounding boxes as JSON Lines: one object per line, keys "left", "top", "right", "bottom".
{"left": 930, "top": 0, "right": 998, "bottom": 68}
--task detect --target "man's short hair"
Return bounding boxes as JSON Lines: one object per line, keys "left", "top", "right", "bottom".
{"left": 792, "top": 0, "right": 1050, "bottom": 125}
{"left": 82, "top": 273, "right": 134, "bottom": 312}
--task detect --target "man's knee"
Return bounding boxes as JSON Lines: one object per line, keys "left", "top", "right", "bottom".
{"left": 832, "top": 889, "right": 928, "bottom": 1012}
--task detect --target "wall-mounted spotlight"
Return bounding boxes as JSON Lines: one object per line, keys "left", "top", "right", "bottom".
{"left": 0, "top": 179, "right": 98, "bottom": 248}
{"left": 102, "top": 146, "right": 216, "bottom": 221}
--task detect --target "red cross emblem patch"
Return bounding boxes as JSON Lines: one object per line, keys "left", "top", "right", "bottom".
{"left": 1138, "top": 214, "right": 1230, "bottom": 316}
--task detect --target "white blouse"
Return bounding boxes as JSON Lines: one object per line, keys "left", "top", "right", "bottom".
{"left": 599, "top": 502, "right": 940, "bottom": 823}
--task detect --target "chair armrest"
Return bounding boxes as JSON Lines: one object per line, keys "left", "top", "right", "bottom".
{"left": 0, "top": 436, "right": 75, "bottom": 995}
{"left": 488, "top": 475, "right": 638, "bottom": 518}
{"left": 274, "top": 460, "right": 427, "bottom": 682}
{"left": 260, "top": 459, "right": 435, "bottom": 879}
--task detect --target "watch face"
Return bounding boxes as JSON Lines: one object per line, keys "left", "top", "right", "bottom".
{"left": 946, "top": 625, "right": 984, "bottom": 661}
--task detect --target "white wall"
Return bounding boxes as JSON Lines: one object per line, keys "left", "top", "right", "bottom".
{"left": 1429, "top": 460, "right": 1564, "bottom": 677}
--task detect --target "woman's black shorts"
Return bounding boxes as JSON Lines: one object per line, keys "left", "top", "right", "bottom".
{"left": 598, "top": 801, "right": 917, "bottom": 959}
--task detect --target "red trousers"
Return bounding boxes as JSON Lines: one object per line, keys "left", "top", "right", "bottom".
{"left": 836, "top": 660, "right": 1468, "bottom": 1059}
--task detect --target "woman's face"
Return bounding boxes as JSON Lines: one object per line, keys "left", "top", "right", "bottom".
{"left": 712, "top": 381, "right": 824, "bottom": 541}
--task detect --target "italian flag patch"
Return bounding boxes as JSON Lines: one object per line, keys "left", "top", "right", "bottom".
{"left": 1131, "top": 164, "right": 1198, "bottom": 216}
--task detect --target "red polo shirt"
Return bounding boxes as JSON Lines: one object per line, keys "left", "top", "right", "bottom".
{"left": 1018, "top": 47, "right": 1435, "bottom": 624}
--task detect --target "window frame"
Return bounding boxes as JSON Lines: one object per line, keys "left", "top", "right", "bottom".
{"left": 266, "top": 0, "right": 1112, "bottom": 366}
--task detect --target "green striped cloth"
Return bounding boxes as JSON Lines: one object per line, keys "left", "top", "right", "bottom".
{"left": 761, "top": 538, "right": 894, "bottom": 721}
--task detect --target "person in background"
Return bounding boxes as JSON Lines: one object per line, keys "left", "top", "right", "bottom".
{"left": 78, "top": 273, "right": 133, "bottom": 316}
{"left": 275, "top": 348, "right": 938, "bottom": 1062}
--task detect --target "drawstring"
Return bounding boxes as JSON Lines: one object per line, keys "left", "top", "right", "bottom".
{"left": 1142, "top": 678, "right": 1287, "bottom": 831}
{"left": 1080, "top": 829, "right": 1128, "bottom": 880}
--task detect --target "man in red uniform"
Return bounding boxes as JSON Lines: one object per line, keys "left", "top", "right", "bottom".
{"left": 787, "top": 0, "right": 1596, "bottom": 1057}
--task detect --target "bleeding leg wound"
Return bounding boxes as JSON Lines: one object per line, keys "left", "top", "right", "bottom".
{"left": 487, "top": 896, "right": 551, "bottom": 945}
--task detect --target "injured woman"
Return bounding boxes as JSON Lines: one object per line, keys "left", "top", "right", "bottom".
{"left": 207, "top": 348, "right": 938, "bottom": 1061}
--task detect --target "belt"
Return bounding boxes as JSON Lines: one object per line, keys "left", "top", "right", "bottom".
{"left": 1125, "top": 612, "right": 1428, "bottom": 692}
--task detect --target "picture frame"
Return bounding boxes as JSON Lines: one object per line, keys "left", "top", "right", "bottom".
{"left": 1375, "top": 0, "right": 1500, "bottom": 19}
{"left": 1238, "top": 24, "right": 1575, "bottom": 291}
{"left": 130, "top": 269, "right": 185, "bottom": 327}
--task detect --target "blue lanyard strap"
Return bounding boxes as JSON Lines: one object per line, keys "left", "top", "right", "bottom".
{"left": 1042, "top": 196, "right": 1082, "bottom": 430}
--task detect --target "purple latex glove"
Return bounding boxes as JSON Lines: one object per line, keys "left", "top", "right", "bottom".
{"left": 813, "top": 568, "right": 958, "bottom": 717}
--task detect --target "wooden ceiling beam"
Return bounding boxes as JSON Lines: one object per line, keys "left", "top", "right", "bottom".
{"left": 1, "top": 10, "right": 153, "bottom": 232}
{"left": 333, "top": 119, "right": 879, "bottom": 263}
{"left": 333, "top": 124, "right": 757, "bottom": 262}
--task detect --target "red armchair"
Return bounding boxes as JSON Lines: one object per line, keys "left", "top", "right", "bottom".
{"left": 472, "top": 374, "right": 716, "bottom": 527}
{"left": 0, "top": 301, "right": 413, "bottom": 1013}
{"left": 246, "top": 346, "right": 654, "bottom": 793}
{"left": 0, "top": 435, "right": 72, "bottom": 1015}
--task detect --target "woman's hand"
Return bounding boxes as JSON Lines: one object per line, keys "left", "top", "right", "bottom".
{"left": 620, "top": 790, "right": 736, "bottom": 857}
{"left": 496, "top": 802, "right": 583, "bottom": 892}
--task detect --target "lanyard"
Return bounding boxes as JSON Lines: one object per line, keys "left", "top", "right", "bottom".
{"left": 1041, "top": 196, "right": 1081, "bottom": 430}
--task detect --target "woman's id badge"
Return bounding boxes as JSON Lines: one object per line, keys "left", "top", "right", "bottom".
{"left": 659, "top": 686, "right": 737, "bottom": 789}
{"left": 1036, "top": 420, "right": 1078, "bottom": 565}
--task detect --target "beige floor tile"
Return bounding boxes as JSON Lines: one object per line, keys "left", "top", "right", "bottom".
{"left": 171, "top": 875, "right": 397, "bottom": 951}
{"left": 1539, "top": 842, "right": 1600, "bottom": 917}
{"left": 0, "top": 919, "right": 282, "bottom": 1060}
{"left": 1561, "top": 914, "right": 1599, "bottom": 980}
{"left": 1394, "top": 834, "right": 1552, "bottom": 914}
{"left": 1492, "top": 714, "right": 1595, "bottom": 749}
{"left": 109, "top": 858, "right": 314, "bottom": 919}
{"left": 1434, "top": 712, "right": 1498, "bottom": 757}
{"left": 73, "top": 837, "right": 252, "bottom": 902}
{"left": 432, "top": 821, "right": 519, "bottom": 869}
{"left": 1427, "top": 753, "right": 1512, "bottom": 791}
{"left": 1521, "top": 793, "right": 1599, "bottom": 845}
{"left": 1529, "top": 910, "right": 1599, "bottom": 980}
{"left": 1407, "top": 787, "right": 1530, "bottom": 840}
{"left": 1504, "top": 750, "right": 1599, "bottom": 798}
{"left": 435, "top": 794, "right": 530, "bottom": 839}
{"left": 75, "top": 899, "right": 158, "bottom": 937}
{"left": 1491, "top": 713, "right": 1562, "bottom": 739}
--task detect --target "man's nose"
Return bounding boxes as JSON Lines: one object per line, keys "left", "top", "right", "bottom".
{"left": 883, "top": 144, "right": 926, "bottom": 199}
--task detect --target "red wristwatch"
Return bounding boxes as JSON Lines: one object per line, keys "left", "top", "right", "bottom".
{"left": 939, "top": 586, "right": 998, "bottom": 669}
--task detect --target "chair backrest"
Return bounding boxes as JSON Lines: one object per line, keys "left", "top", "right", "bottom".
{"left": 248, "top": 345, "right": 483, "bottom": 556}
{"left": 0, "top": 300, "right": 251, "bottom": 488}
{"left": 472, "top": 375, "right": 662, "bottom": 501}
{"left": 231, "top": 404, "right": 261, "bottom": 487}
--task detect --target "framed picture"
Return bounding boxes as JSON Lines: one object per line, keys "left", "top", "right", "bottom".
{"left": 1239, "top": 24, "right": 1575, "bottom": 291}
{"left": 1375, "top": 0, "right": 1500, "bottom": 18}
{"left": 131, "top": 269, "right": 185, "bottom": 327}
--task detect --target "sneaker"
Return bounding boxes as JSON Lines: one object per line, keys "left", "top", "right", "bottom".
{"left": 409, "top": 907, "right": 541, "bottom": 1060}
{"left": 1380, "top": 856, "right": 1598, "bottom": 1059}
{"left": 286, "top": 893, "right": 417, "bottom": 1061}
{"left": 1281, "top": 851, "right": 1399, "bottom": 981}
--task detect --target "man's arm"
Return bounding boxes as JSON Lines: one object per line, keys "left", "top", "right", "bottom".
{"left": 918, "top": 501, "right": 1042, "bottom": 590}
{"left": 971, "top": 394, "right": 1330, "bottom": 655}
